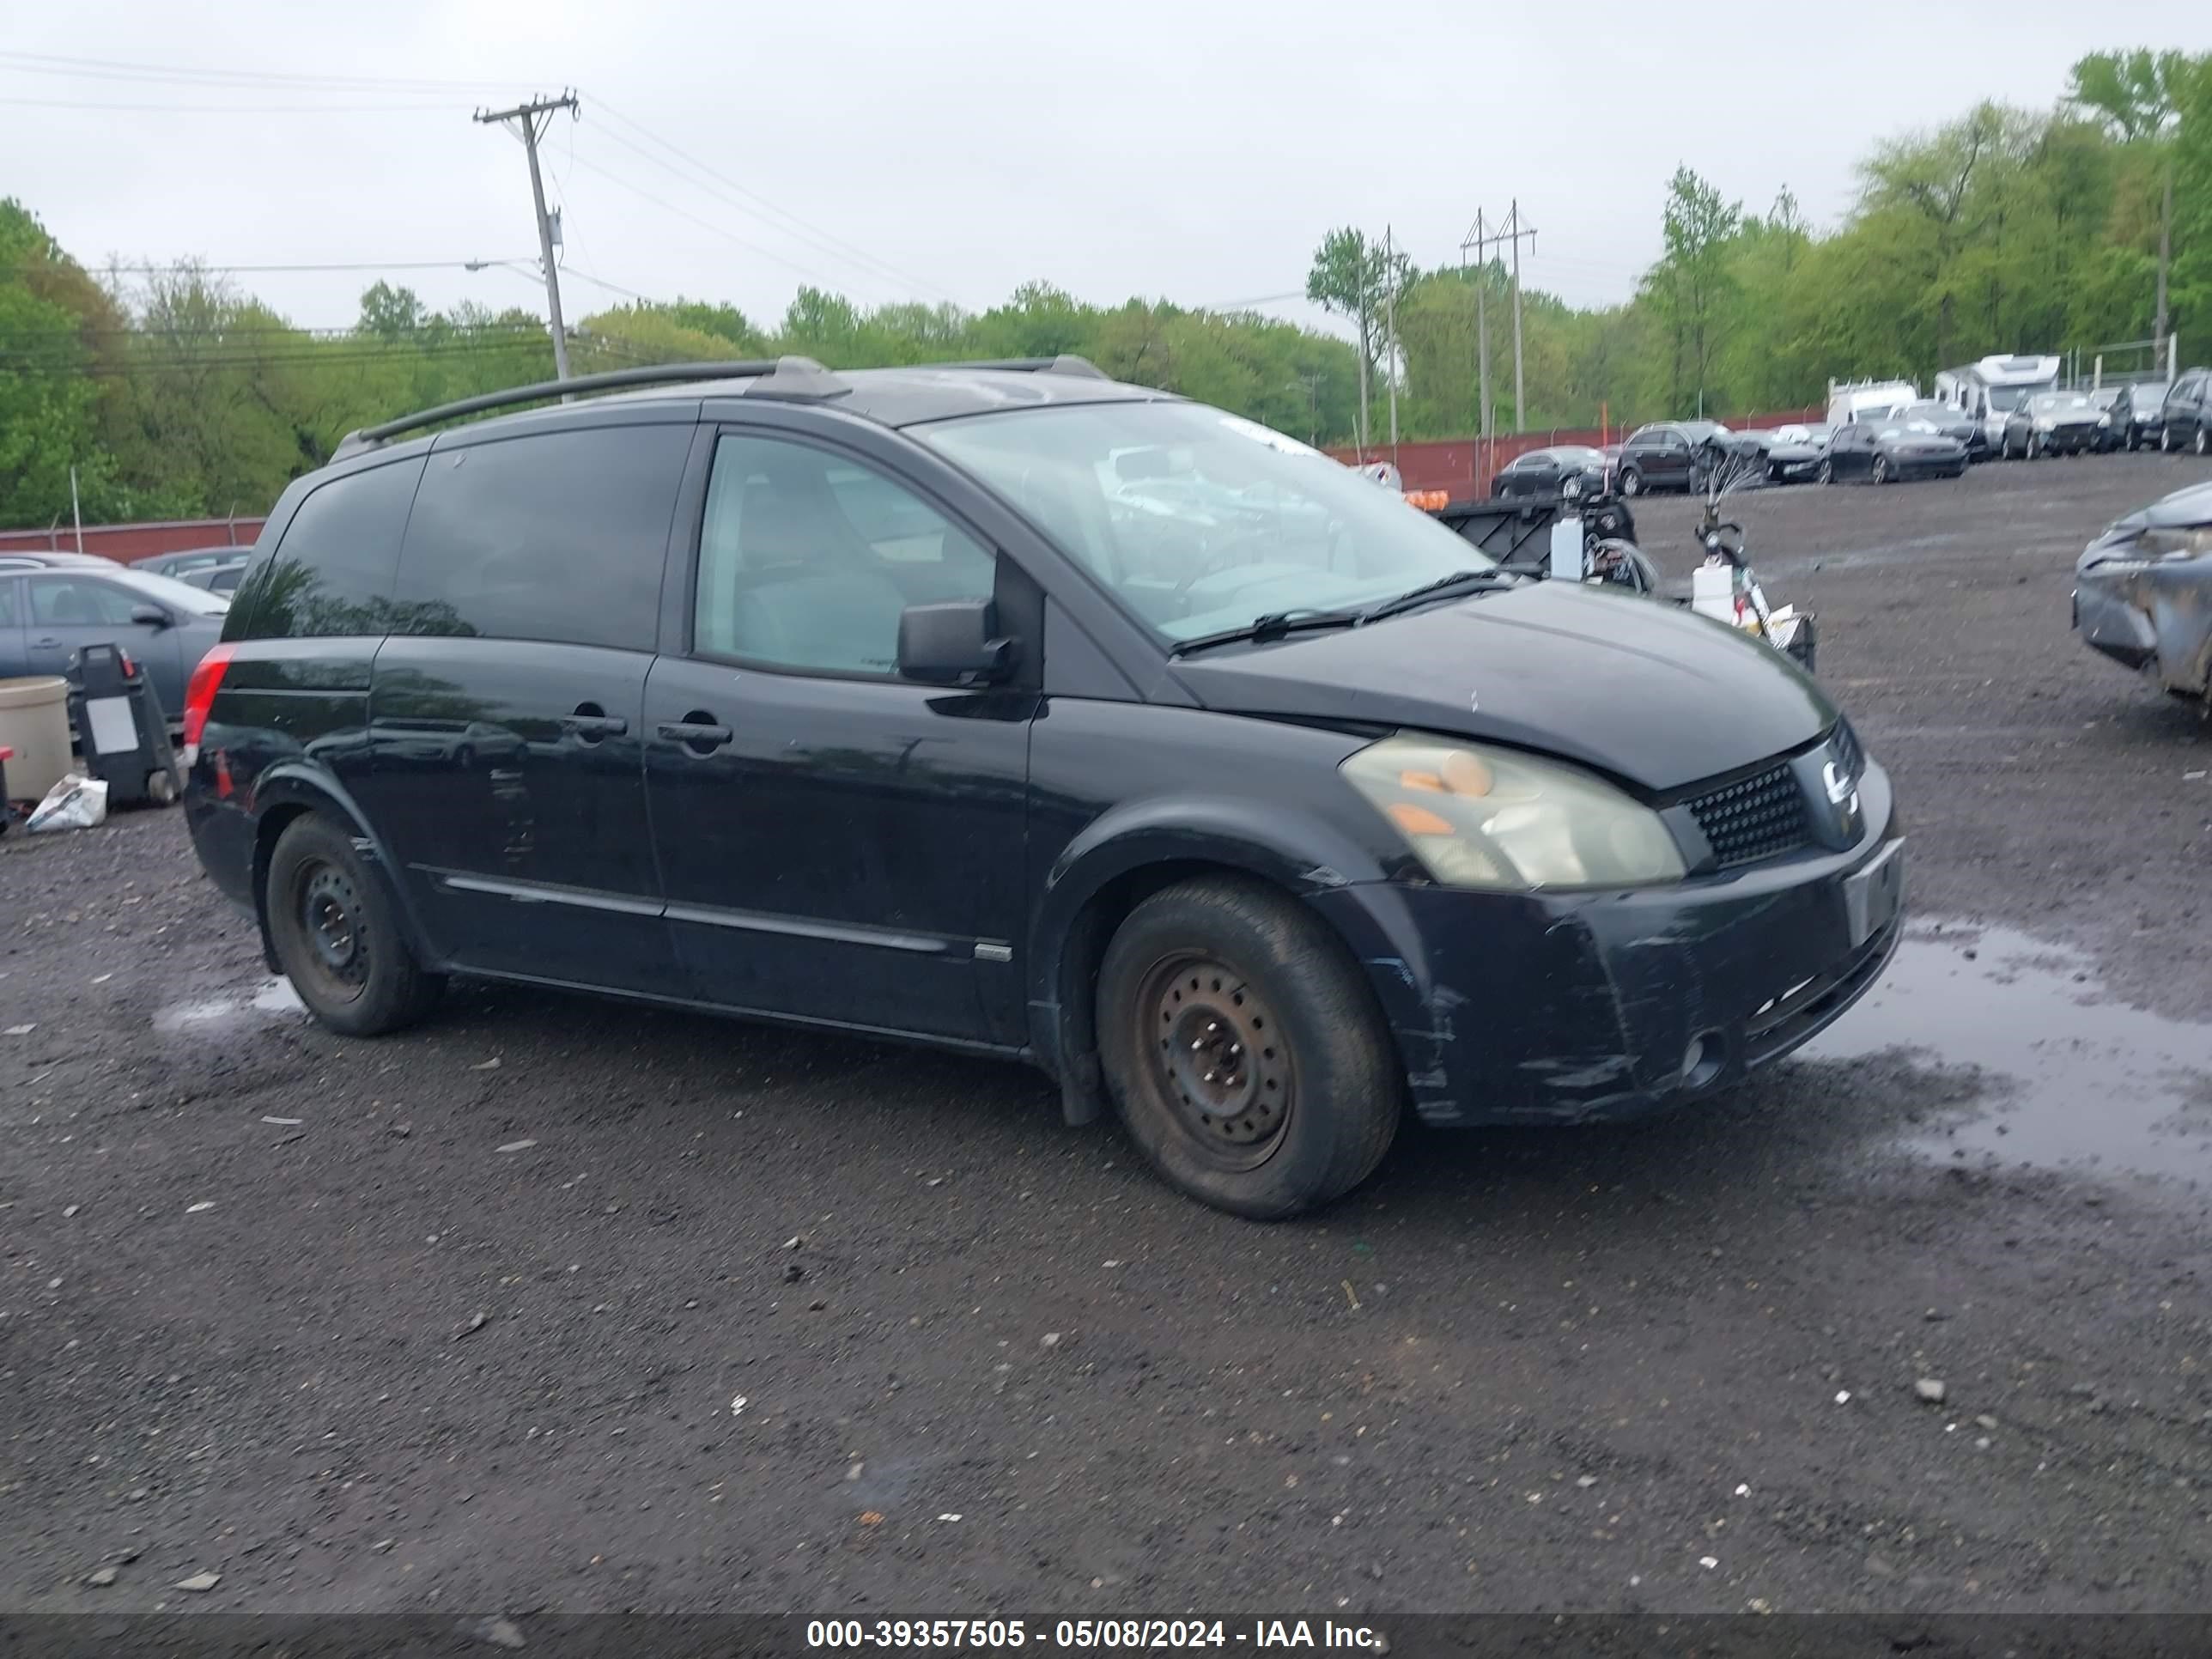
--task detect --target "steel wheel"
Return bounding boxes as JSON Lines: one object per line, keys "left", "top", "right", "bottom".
{"left": 1133, "top": 952, "right": 1293, "bottom": 1173}
{"left": 290, "top": 857, "right": 372, "bottom": 1006}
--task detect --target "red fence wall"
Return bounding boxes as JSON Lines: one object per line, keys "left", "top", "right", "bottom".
{"left": 1328, "top": 408, "right": 1824, "bottom": 498}
{"left": 0, "top": 516, "right": 266, "bottom": 564}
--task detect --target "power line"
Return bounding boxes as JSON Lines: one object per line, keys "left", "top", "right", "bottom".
{"left": 2, "top": 257, "right": 541, "bottom": 276}
{"left": 560, "top": 149, "right": 850, "bottom": 293}
{"left": 586, "top": 100, "right": 957, "bottom": 303}
{"left": 0, "top": 95, "right": 466, "bottom": 113}
{"left": 0, "top": 48, "right": 521, "bottom": 94}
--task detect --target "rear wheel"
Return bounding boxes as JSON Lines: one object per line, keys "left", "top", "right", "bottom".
{"left": 265, "top": 813, "right": 443, "bottom": 1036}
{"left": 1097, "top": 877, "right": 1400, "bottom": 1219}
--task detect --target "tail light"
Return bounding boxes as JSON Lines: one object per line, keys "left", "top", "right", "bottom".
{"left": 181, "top": 645, "right": 235, "bottom": 749}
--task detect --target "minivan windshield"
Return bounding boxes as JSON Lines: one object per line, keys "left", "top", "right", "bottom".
{"left": 919, "top": 402, "right": 1494, "bottom": 646}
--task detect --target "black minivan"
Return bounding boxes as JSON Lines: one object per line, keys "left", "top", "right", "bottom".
{"left": 183, "top": 358, "right": 1904, "bottom": 1218}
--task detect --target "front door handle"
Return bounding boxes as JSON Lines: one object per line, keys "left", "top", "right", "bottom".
{"left": 658, "top": 717, "right": 733, "bottom": 751}
{"left": 33, "top": 636, "right": 62, "bottom": 648}
{"left": 561, "top": 706, "right": 629, "bottom": 740}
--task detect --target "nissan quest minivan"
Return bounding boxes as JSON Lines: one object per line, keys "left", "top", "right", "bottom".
{"left": 182, "top": 358, "right": 1903, "bottom": 1218}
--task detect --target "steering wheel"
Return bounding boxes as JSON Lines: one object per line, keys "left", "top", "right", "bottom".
{"left": 1175, "top": 526, "right": 1279, "bottom": 593}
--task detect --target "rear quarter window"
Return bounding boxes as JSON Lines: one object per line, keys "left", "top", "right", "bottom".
{"left": 391, "top": 424, "right": 689, "bottom": 651}
{"left": 234, "top": 457, "right": 427, "bottom": 640}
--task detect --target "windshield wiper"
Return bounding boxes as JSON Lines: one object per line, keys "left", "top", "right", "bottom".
{"left": 1168, "top": 607, "right": 1362, "bottom": 657}
{"left": 1355, "top": 568, "right": 1519, "bottom": 624}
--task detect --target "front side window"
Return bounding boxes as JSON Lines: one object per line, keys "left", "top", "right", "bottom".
{"left": 0, "top": 578, "right": 16, "bottom": 627}
{"left": 28, "top": 577, "right": 143, "bottom": 627}
{"left": 695, "top": 434, "right": 996, "bottom": 676}
{"left": 393, "top": 425, "right": 690, "bottom": 651}
{"left": 919, "top": 401, "right": 1494, "bottom": 647}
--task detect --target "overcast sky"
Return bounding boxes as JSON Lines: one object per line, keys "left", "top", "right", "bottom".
{"left": 9, "top": 3, "right": 2211, "bottom": 342}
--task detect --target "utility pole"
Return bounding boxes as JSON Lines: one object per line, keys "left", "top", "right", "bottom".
{"left": 1494, "top": 199, "right": 1537, "bottom": 434}
{"left": 475, "top": 91, "right": 580, "bottom": 381}
{"left": 1459, "top": 210, "right": 1492, "bottom": 441}
{"left": 1382, "top": 224, "right": 1401, "bottom": 463}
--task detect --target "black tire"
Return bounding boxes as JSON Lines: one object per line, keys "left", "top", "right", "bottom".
{"left": 2161, "top": 428, "right": 2176, "bottom": 453}
{"left": 2197, "top": 426, "right": 2209, "bottom": 458}
{"left": 145, "top": 767, "right": 178, "bottom": 805}
{"left": 1096, "top": 877, "right": 1400, "bottom": 1219}
{"left": 264, "top": 813, "right": 443, "bottom": 1036}
{"left": 1619, "top": 465, "right": 1643, "bottom": 497}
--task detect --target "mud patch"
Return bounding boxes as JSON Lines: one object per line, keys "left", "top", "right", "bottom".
{"left": 1804, "top": 919, "right": 2212, "bottom": 1186}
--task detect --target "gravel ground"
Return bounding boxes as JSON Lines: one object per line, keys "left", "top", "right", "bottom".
{"left": 3, "top": 452, "right": 2211, "bottom": 1622}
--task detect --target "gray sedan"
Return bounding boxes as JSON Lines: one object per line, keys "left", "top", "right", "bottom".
{"left": 0, "top": 563, "right": 228, "bottom": 722}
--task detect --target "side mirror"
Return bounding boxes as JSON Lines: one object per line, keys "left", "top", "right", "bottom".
{"left": 897, "top": 599, "right": 1014, "bottom": 687}
{"left": 130, "top": 604, "right": 170, "bottom": 629}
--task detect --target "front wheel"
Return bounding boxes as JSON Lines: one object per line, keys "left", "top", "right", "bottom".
{"left": 1816, "top": 458, "right": 1833, "bottom": 485}
{"left": 1871, "top": 455, "right": 1891, "bottom": 484}
{"left": 2161, "top": 428, "right": 2177, "bottom": 453}
{"left": 265, "top": 813, "right": 444, "bottom": 1036}
{"left": 2197, "top": 426, "right": 2209, "bottom": 457}
{"left": 1097, "top": 878, "right": 1400, "bottom": 1219}
{"left": 1619, "top": 466, "right": 1643, "bottom": 497}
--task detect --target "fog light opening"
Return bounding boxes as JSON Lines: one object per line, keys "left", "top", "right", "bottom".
{"left": 1681, "top": 1031, "right": 1727, "bottom": 1091}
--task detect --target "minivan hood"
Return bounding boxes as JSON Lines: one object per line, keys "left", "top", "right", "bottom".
{"left": 1169, "top": 581, "right": 1835, "bottom": 794}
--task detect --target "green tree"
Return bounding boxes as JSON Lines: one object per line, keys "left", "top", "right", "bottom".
{"left": 2068, "top": 49, "right": 2194, "bottom": 343}
{"left": 1640, "top": 167, "right": 1742, "bottom": 415}
{"left": 1304, "top": 228, "right": 1411, "bottom": 447}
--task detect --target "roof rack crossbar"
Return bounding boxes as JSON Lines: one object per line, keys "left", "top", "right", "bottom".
{"left": 331, "top": 360, "right": 813, "bottom": 459}
{"left": 927, "top": 355, "right": 1109, "bottom": 380}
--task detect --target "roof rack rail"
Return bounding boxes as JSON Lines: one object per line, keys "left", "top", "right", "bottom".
{"left": 932, "top": 355, "right": 1109, "bottom": 380}
{"left": 329, "top": 357, "right": 847, "bottom": 461}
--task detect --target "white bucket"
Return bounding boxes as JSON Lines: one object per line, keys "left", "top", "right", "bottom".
{"left": 0, "top": 677, "right": 74, "bottom": 805}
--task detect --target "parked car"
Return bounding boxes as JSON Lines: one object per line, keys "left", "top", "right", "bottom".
{"left": 1822, "top": 418, "right": 1968, "bottom": 483}
{"left": 182, "top": 357, "right": 1900, "bottom": 1219}
{"left": 1753, "top": 424, "right": 1831, "bottom": 483}
{"left": 1615, "top": 422, "right": 1711, "bottom": 495}
{"left": 1491, "top": 445, "right": 1610, "bottom": 502}
{"left": 2001, "top": 391, "right": 2106, "bottom": 459}
{"left": 1896, "top": 400, "right": 1988, "bottom": 460}
{"left": 181, "top": 556, "right": 254, "bottom": 595}
{"left": 2073, "top": 478, "right": 2212, "bottom": 706}
{"left": 140, "top": 545, "right": 253, "bottom": 580}
{"left": 2109, "top": 382, "right": 2170, "bottom": 451}
{"left": 0, "top": 562, "right": 229, "bottom": 720}
{"left": 2161, "top": 369, "right": 2212, "bottom": 455}
{"left": 0, "top": 550, "right": 121, "bottom": 572}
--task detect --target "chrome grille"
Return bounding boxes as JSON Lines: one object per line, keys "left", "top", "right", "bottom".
{"left": 1687, "top": 763, "right": 1814, "bottom": 869}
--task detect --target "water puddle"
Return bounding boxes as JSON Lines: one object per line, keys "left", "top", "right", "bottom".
{"left": 1802, "top": 921, "right": 2212, "bottom": 1187}
{"left": 153, "top": 976, "right": 305, "bottom": 1034}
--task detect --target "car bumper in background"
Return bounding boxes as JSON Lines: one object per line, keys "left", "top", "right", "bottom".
{"left": 2039, "top": 428, "right": 2100, "bottom": 453}
{"left": 1315, "top": 766, "right": 1904, "bottom": 1127}
{"left": 2074, "top": 557, "right": 2212, "bottom": 694}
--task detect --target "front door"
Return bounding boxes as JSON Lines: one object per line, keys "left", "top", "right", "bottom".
{"left": 22, "top": 574, "right": 183, "bottom": 709}
{"left": 356, "top": 419, "right": 692, "bottom": 996}
{"left": 643, "top": 428, "right": 1033, "bottom": 1044}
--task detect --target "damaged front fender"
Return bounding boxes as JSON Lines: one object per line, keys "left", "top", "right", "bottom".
{"left": 2074, "top": 482, "right": 2212, "bottom": 698}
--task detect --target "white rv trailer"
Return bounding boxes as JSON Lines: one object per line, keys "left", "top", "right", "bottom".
{"left": 1825, "top": 378, "right": 1919, "bottom": 428}
{"left": 1933, "top": 355, "right": 2063, "bottom": 449}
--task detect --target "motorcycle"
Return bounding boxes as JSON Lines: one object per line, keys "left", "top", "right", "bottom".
{"left": 1413, "top": 443, "right": 1818, "bottom": 673}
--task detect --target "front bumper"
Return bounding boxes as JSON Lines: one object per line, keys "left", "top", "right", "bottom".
{"left": 2074, "top": 559, "right": 2212, "bottom": 691}
{"left": 1314, "top": 764, "right": 1903, "bottom": 1127}
{"left": 2037, "top": 427, "right": 2100, "bottom": 453}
